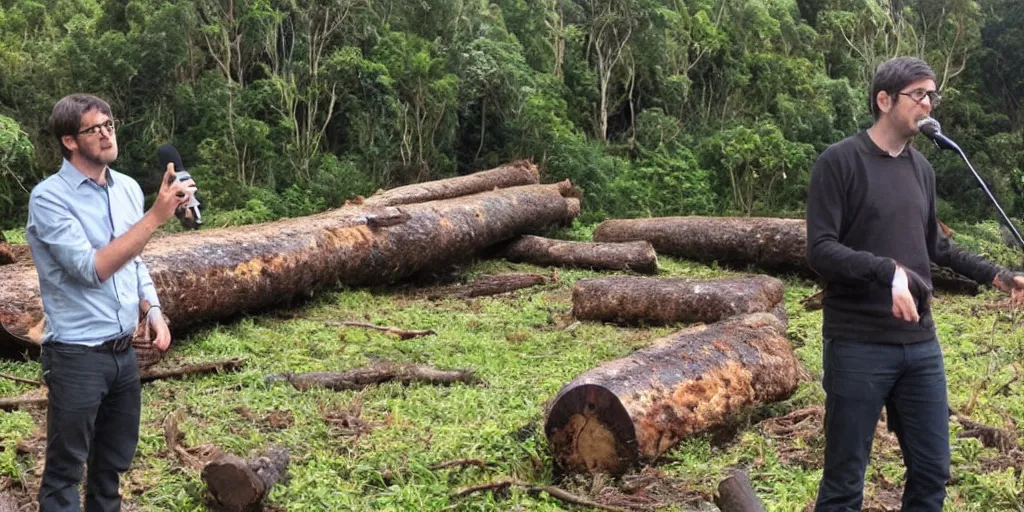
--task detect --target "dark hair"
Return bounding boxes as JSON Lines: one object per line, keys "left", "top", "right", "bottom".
{"left": 50, "top": 94, "right": 113, "bottom": 159}
{"left": 869, "top": 57, "right": 937, "bottom": 119}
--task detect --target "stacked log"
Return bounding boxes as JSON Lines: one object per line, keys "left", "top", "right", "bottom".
{"left": 498, "top": 235, "right": 658, "bottom": 274}
{"left": 571, "top": 275, "right": 785, "bottom": 326}
{"left": 359, "top": 160, "right": 540, "bottom": 207}
{"left": 1, "top": 166, "right": 580, "bottom": 362}
{"left": 544, "top": 312, "right": 801, "bottom": 476}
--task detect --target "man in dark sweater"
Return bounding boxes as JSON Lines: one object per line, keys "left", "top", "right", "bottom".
{"left": 806, "top": 56, "right": 1024, "bottom": 511}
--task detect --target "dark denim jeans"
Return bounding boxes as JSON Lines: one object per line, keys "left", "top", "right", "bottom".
{"left": 815, "top": 337, "right": 950, "bottom": 512}
{"left": 38, "top": 342, "right": 141, "bottom": 512}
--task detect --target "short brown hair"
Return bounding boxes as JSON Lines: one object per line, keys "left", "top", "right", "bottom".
{"left": 869, "top": 57, "right": 937, "bottom": 119}
{"left": 50, "top": 94, "right": 113, "bottom": 159}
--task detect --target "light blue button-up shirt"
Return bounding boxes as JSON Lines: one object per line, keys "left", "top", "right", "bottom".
{"left": 26, "top": 159, "right": 161, "bottom": 345}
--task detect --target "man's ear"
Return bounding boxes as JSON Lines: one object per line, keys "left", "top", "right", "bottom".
{"left": 876, "top": 91, "right": 892, "bottom": 114}
{"left": 60, "top": 134, "right": 78, "bottom": 154}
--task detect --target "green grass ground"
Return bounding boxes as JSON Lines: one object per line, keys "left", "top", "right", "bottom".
{"left": 2, "top": 224, "right": 1023, "bottom": 511}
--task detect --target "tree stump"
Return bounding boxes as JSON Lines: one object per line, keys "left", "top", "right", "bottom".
{"left": 202, "top": 446, "right": 290, "bottom": 512}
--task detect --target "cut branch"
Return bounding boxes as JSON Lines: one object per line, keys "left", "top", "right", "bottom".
{"left": 424, "top": 273, "right": 548, "bottom": 300}
{"left": 451, "top": 478, "right": 628, "bottom": 512}
{"left": 140, "top": 358, "right": 245, "bottom": 383}
{"left": 544, "top": 313, "right": 801, "bottom": 476}
{"left": 0, "top": 372, "right": 40, "bottom": 386}
{"left": 571, "top": 275, "right": 785, "bottom": 326}
{"left": 0, "top": 387, "right": 48, "bottom": 411}
{"left": 428, "top": 459, "right": 497, "bottom": 471}
{"left": 324, "top": 321, "right": 434, "bottom": 340}
{"left": 950, "top": 407, "right": 1019, "bottom": 453}
{"left": 273, "top": 362, "right": 481, "bottom": 391}
{"left": 497, "top": 235, "right": 658, "bottom": 274}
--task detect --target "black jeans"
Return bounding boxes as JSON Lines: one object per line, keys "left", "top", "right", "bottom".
{"left": 38, "top": 340, "right": 141, "bottom": 512}
{"left": 815, "top": 337, "right": 950, "bottom": 512}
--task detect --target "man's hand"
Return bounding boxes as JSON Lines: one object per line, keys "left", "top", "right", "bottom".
{"left": 993, "top": 271, "right": 1024, "bottom": 306}
{"left": 892, "top": 265, "right": 920, "bottom": 322}
{"left": 148, "top": 308, "right": 171, "bottom": 352}
{"left": 149, "top": 163, "right": 196, "bottom": 225}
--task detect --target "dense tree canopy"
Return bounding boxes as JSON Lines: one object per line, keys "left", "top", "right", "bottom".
{"left": 0, "top": 0, "right": 1020, "bottom": 228}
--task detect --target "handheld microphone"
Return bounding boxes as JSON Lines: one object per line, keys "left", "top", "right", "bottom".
{"left": 916, "top": 116, "right": 961, "bottom": 152}
{"left": 915, "top": 116, "right": 1023, "bottom": 248}
{"left": 157, "top": 143, "right": 202, "bottom": 229}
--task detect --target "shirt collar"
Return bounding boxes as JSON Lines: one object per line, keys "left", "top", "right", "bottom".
{"left": 58, "top": 159, "right": 114, "bottom": 188}
{"left": 858, "top": 129, "right": 911, "bottom": 158}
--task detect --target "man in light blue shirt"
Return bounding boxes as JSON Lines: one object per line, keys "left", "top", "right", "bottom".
{"left": 26, "top": 94, "right": 195, "bottom": 512}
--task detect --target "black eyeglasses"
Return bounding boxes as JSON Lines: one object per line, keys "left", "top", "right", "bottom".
{"left": 77, "top": 119, "right": 118, "bottom": 136}
{"left": 898, "top": 88, "right": 942, "bottom": 107}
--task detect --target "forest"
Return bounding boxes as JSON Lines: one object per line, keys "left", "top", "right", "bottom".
{"left": 1, "top": 0, "right": 1022, "bottom": 229}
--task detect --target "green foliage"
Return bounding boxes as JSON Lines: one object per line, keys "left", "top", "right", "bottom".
{"left": 0, "top": 115, "right": 35, "bottom": 227}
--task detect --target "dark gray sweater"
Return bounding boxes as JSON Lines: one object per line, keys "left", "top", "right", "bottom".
{"left": 806, "top": 130, "right": 1001, "bottom": 343}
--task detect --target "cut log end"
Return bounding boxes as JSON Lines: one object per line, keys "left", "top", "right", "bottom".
{"left": 714, "top": 469, "right": 766, "bottom": 512}
{"left": 202, "top": 447, "right": 289, "bottom": 512}
{"left": 546, "top": 384, "right": 638, "bottom": 476}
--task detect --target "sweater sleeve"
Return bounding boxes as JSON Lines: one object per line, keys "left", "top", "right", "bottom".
{"left": 806, "top": 149, "right": 897, "bottom": 286}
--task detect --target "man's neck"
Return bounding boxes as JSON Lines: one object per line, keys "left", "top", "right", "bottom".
{"left": 69, "top": 156, "right": 108, "bottom": 186}
{"left": 867, "top": 121, "right": 910, "bottom": 158}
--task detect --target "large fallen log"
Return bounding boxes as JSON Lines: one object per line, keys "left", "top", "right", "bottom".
{"left": 593, "top": 216, "right": 982, "bottom": 294}
{"left": 201, "top": 446, "right": 290, "bottom": 512}
{"left": 571, "top": 275, "right": 785, "bottom": 326}
{"left": 497, "top": 235, "right": 658, "bottom": 274}
{"left": 358, "top": 160, "right": 539, "bottom": 207}
{"left": 543, "top": 312, "right": 801, "bottom": 476}
{"left": 0, "top": 180, "right": 580, "bottom": 360}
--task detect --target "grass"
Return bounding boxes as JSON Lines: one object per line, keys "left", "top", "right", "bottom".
{"left": 2, "top": 223, "right": 1024, "bottom": 511}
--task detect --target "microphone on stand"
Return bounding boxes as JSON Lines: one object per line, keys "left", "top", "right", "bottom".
{"left": 916, "top": 116, "right": 1023, "bottom": 248}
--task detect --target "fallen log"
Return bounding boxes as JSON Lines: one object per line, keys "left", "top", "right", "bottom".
{"left": 358, "top": 160, "right": 540, "bottom": 207}
{"left": 714, "top": 469, "right": 766, "bottom": 512}
{"left": 140, "top": 358, "right": 245, "bottom": 383}
{"left": 496, "top": 235, "right": 658, "bottom": 274}
{"left": 593, "top": 216, "right": 982, "bottom": 294}
{"left": 271, "top": 362, "right": 480, "bottom": 391}
{"left": 201, "top": 445, "right": 290, "bottom": 512}
{"left": 543, "top": 312, "right": 801, "bottom": 476}
{"left": 1, "top": 180, "right": 580, "bottom": 361}
{"left": 0, "top": 387, "right": 48, "bottom": 411}
{"left": 0, "top": 231, "right": 12, "bottom": 265}
{"left": 424, "top": 273, "right": 548, "bottom": 300}
{"left": 571, "top": 275, "right": 785, "bottom": 326}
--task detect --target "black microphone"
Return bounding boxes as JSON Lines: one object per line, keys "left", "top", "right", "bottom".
{"left": 157, "top": 143, "right": 202, "bottom": 229}
{"left": 916, "top": 116, "right": 961, "bottom": 152}
{"left": 916, "top": 116, "right": 1024, "bottom": 248}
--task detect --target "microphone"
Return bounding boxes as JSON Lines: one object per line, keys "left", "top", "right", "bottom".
{"left": 157, "top": 143, "right": 202, "bottom": 229}
{"left": 916, "top": 116, "right": 960, "bottom": 152}
{"left": 915, "top": 116, "right": 1024, "bottom": 248}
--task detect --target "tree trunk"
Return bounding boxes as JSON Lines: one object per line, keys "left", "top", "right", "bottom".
{"left": 571, "top": 275, "right": 786, "bottom": 326}
{"left": 201, "top": 446, "right": 289, "bottom": 512}
{"left": 359, "top": 160, "right": 540, "bottom": 207}
{"left": 593, "top": 216, "right": 808, "bottom": 274}
{"left": 0, "top": 180, "right": 580, "bottom": 360}
{"left": 593, "top": 216, "right": 982, "bottom": 293}
{"left": 497, "top": 235, "right": 658, "bottom": 274}
{"left": 714, "top": 469, "right": 766, "bottom": 512}
{"left": 0, "top": 231, "right": 12, "bottom": 265}
{"left": 543, "top": 312, "right": 801, "bottom": 476}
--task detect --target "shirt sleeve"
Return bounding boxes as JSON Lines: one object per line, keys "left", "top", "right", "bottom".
{"left": 805, "top": 149, "right": 897, "bottom": 286}
{"left": 26, "top": 187, "right": 103, "bottom": 287}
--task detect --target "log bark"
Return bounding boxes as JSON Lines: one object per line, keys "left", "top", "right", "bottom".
{"left": 497, "top": 235, "right": 658, "bottom": 274}
{"left": 0, "top": 180, "right": 580, "bottom": 360}
{"left": 202, "top": 446, "right": 289, "bottom": 512}
{"left": 543, "top": 312, "right": 801, "bottom": 476}
{"left": 593, "top": 216, "right": 982, "bottom": 294}
{"left": 274, "top": 362, "right": 480, "bottom": 391}
{"left": 571, "top": 275, "right": 785, "bottom": 326}
{"left": 358, "top": 160, "right": 540, "bottom": 207}
{"left": 424, "top": 273, "right": 548, "bottom": 300}
{"left": 0, "top": 231, "right": 12, "bottom": 265}
{"left": 714, "top": 469, "right": 766, "bottom": 512}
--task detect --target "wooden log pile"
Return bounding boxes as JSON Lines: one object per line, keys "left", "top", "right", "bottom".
{"left": 0, "top": 163, "right": 581, "bottom": 363}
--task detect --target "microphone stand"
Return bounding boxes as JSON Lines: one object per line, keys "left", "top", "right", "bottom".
{"left": 928, "top": 134, "right": 1024, "bottom": 249}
